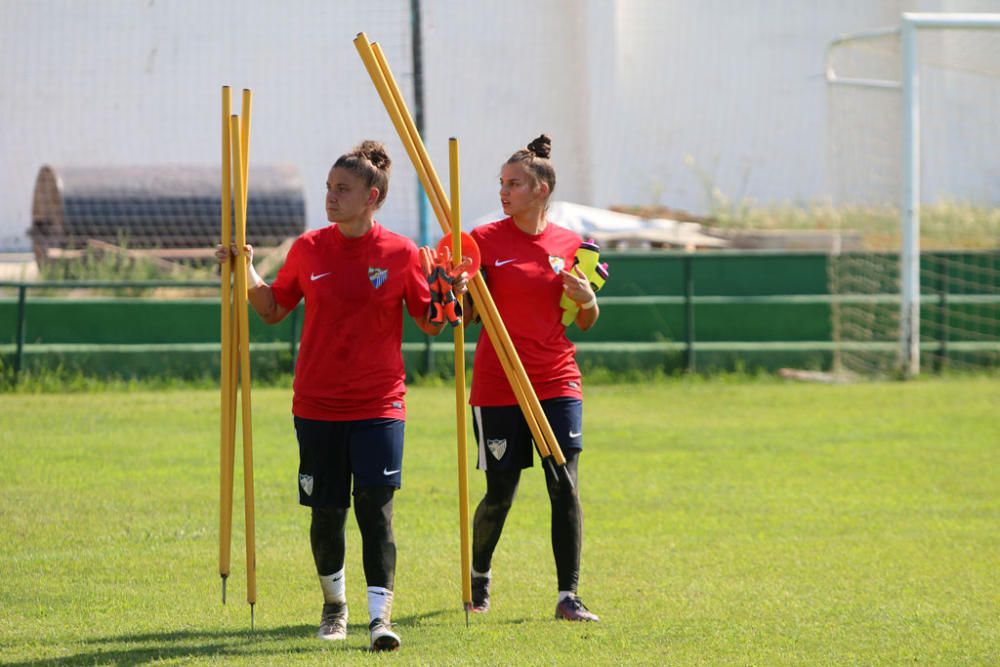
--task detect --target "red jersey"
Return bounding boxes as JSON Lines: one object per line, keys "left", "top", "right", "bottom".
{"left": 270, "top": 222, "right": 430, "bottom": 421}
{"left": 469, "top": 217, "right": 583, "bottom": 406}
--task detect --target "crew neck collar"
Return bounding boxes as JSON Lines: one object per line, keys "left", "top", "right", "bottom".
{"left": 332, "top": 220, "right": 380, "bottom": 245}
{"left": 505, "top": 216, "right": 550, "bottom": 238}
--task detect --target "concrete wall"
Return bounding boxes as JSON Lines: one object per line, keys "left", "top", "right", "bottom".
{"left": 2, "top": 0, "right": 998, "bottom": 250}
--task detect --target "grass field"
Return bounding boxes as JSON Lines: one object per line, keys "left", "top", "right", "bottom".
{"left": 1, "top": 377, "right": 998, "bottom": 665}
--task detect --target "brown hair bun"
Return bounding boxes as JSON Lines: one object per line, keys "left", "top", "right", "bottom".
{"left": 356, "top": 140, "right": 391, "bottom": 172}
{"left": 526, "top": 134, "right": 551, "bottom": 159}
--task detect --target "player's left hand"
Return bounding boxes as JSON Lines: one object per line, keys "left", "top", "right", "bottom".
{"left": 560, "top": 265, "right": 595, "bottom": 305}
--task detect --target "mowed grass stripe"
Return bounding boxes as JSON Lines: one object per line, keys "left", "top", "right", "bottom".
{"left": 0, "top": 378, "right": 997, "bottom": 665}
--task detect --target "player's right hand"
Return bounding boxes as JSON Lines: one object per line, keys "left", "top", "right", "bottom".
{"left": 214, "top": 243, "right": 253, "bottom": 264}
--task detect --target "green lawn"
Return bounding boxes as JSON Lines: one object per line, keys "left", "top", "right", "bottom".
{"left": 1, "top": 378, "right": 998, "bottom": 665}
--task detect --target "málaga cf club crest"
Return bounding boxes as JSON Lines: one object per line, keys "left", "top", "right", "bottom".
{"left": 487, "top": 438, "right": 507, "bottom": 460}
{"left": 368, "top": 267, "right": 388, "bottom": 289}
{"left": 548, "top": 255, "right": 565, "bottom": 274}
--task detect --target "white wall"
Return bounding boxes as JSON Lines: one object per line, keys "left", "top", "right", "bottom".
{"left": 1, "top": 0, "right": 998, "bottom": 250}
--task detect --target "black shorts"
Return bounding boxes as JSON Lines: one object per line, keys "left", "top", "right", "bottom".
{"left": 294, "top": 416, "right": 404, "bottom": 508}
{"left": 471, "top": 397, "right": 583, "bottom": 472}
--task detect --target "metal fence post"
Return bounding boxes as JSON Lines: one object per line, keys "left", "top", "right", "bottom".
{"left": 683, "top": 255, "right": 695, "bottom": 373}
{"left": 14, "top": 284, "right": 27, "bottom": 382}
{"left": 937, "top": 268, "right": 949, "bottom": 372}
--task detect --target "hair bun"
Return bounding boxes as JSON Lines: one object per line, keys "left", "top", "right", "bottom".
{"left": 356, "top": 140, "right": 391, "bottom": 171}
{"left": 526, "top": 134, "right": 551, "bottom": 159}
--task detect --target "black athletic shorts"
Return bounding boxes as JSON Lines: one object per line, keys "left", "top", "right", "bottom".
{"left": 293, "top": 416, "right": 404, "bottom": 508}
{"left": 471, "top": 397, "right": 583, "bottom": 472}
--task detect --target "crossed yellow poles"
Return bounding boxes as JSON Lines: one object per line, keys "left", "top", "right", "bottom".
{"left": 353, "top": 33, "right": 571, "bottom": 615}
{"left": 219, "top": 86, "right": 256, "bottom": 628}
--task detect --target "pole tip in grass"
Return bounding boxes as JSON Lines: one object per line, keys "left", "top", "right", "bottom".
{"left": 221, "top": 575, "right": 228, "bottom": 605}
{"left": 250, "top": 603, "right": 255, "bottom": 631}
{"left": 464, "top": 603, "right": 471, "bottom": 627}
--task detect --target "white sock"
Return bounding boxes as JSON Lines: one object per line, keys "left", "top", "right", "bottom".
{"left": 319, "top": 569, "right": 346, "bottom": 604}
{"left": 471, "top": 567, "right": 491, "bottom": 579}
{"left": 367, "top": 586, "right": 394, "bottom": 623}
{"left": 558, "top": 590, "right": 575, "bottom": 603}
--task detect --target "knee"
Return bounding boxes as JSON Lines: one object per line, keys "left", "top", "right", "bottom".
{"left": 312, "top": 506, "right": 348, "bottom": 532}
{"left": 484, "top": 493, "right": 514, "bottom": 516}
{"left": 546, "top": 459, "right": 580, "bottom": 503}
{"left": 483, "top": 474, "right": 519, "bottom": 514}
{"left": 354, "top": 487, "right": 394, "bottom": 534}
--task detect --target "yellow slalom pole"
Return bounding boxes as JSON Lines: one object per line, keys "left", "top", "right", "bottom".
{"left": 354, "top": 35, "right": 450, "bottom": 231}
{"left": 219, "top": 86, "right": 235, "bottom": 604}
{"left": 365, "top": 38, "right": 561, "bottom": 466}
{"left": 449, "top": 139, "right": 473, "bottom": 623}
{"left": 237, "top": 89, "right": 257, "bottom": 627}
{"left": 355, "top": 34, "right": 569, "bottom": 478}
{"left": 230, "top": 113, "right": 256, "bottom": 629}
{"left": 240, "top": 89, "right": 252, "bottom": 194}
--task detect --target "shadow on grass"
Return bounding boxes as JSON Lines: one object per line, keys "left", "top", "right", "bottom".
{"left": 7, "top": 610, "right": 452, "bottom": 665}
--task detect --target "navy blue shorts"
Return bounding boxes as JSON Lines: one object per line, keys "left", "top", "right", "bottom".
{"left": 293, "top": 416, "right": 404, "bottom": 508}
{"left": 471, "top": 398, "right": 583, "bottom": 472}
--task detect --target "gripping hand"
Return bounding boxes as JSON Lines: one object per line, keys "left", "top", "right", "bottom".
{"left": 560, "top": 239, "right": 609, "bottom": 327}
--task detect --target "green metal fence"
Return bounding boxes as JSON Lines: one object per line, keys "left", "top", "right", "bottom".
{"left": 3, "top": 250, "right": 999, "bottom": 382}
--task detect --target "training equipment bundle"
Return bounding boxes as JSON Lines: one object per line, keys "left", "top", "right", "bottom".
{"left": 218, "top": 86, "right": 257, "bottom": 629}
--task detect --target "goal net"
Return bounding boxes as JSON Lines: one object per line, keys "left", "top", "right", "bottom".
{"left": 826, "top": 15, "right": 1000, "bottom": 376}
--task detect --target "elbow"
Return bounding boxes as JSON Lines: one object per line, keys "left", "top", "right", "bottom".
{"left": 576, "top": 308, "right": 599, "bottom": 332}
{"left": 258, "top": 305, "right": 288, "bottom": 325}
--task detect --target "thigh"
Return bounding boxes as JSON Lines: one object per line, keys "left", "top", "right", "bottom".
{"left": 472, "top": 404, "right": 533, "bottom": 472}
{"left": 294, "top": 416, "right": 352, "bottom": 509}
{"left": 348, "top": 418, "right": 405, "bottom": 490}
{"left": 541, "top": 397, "right": 584, "bottom": 453}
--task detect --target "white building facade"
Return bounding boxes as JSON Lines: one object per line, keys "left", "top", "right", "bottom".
{"left": 1, "top": 0, "right": 997, "bottom": 249}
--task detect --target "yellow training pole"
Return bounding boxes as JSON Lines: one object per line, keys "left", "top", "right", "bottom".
{"left": 230, "top": 113, "right": 257, "bottom": 628}
{"left": 219, "top": 86, "right": 235, "bottom": 604}
{"left": 365, "top": 38, "right": 561, "bottom": 466}
{"left": 355, "top": 35, "right": 568, "bottom": 474}
{"left": 354, "top": 36, "right": 449, "bottom": 230}
{"left": 240, "top": 89, "right": 252, "bottom": 194}
{"left": 230, "top": 88, "right": 251, "bottom": 491}
{"left": 237, "top": 89, "right": 257, "bottom": 626}
{"left": 449, "top": 138, "right": 473, "bottom": 623}
{"left": 237, "top": 90, "right": 256, "bottom": 625}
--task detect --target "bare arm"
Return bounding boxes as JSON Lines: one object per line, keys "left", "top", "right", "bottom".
{"left": 216, "top": 243, "right": 292, "bottom": 325}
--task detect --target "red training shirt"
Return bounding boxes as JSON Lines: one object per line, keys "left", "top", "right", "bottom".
{"left": 270, "top": 222, "right": 430, "bottom": 421}
{"left": 469, "top": 217, "right": 583, "bottom": 406}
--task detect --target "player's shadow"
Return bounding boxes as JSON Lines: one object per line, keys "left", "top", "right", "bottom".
{"left": 6, "top": 610, "right": 450, "bottom": 665}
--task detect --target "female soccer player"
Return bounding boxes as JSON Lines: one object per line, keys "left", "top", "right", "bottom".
{"left": 219, "top": 140, "right": 462, "bottom": 650}
{"left": 467, "top": 134, "right": 600, "bottom": 622}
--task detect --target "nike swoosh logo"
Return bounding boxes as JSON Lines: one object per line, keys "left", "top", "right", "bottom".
{"left": 569, "top": 431, "right": 582, "bottom": 438}
{"left": 383, "top": 467, "right": 400, "bottom": 476}
{"left": 494, "top": 259, "right": 515, "bottom": 266}
{"left": 310, "top": 272, "right": 332, "bottom": 281}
